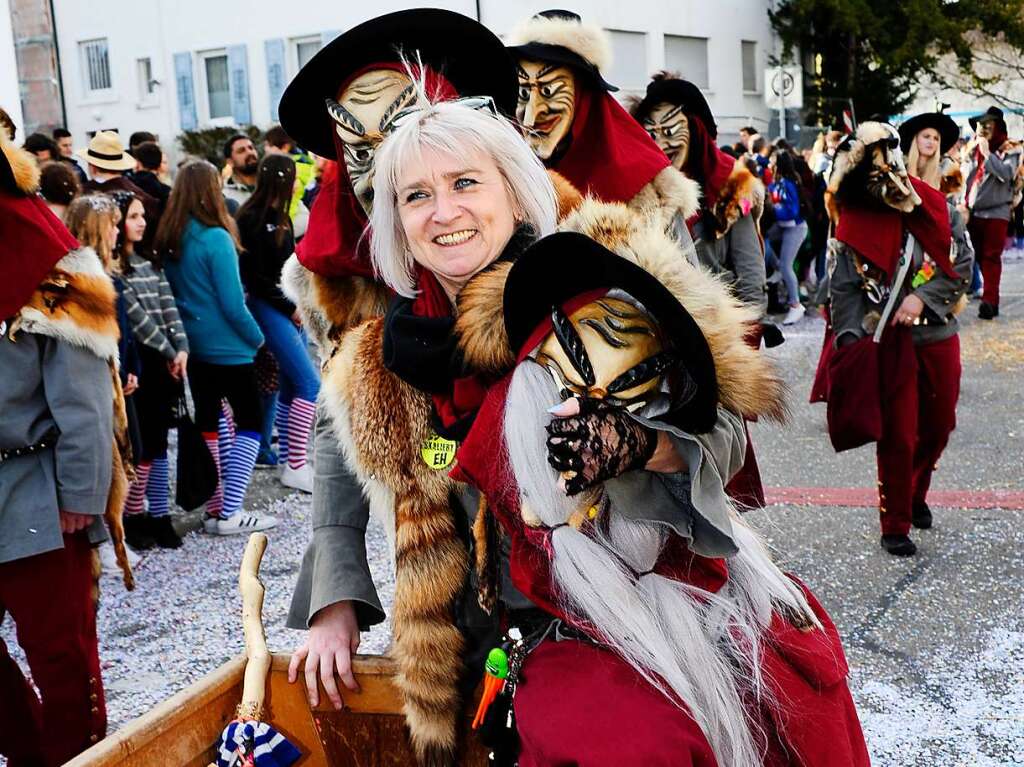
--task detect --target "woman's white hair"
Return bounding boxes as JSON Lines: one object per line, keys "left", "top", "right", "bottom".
{"left": 504, "top": 356, "right": 820, "bottom": 767}
{"left": 369, "top": 89, "right": 558, "bottom": 297}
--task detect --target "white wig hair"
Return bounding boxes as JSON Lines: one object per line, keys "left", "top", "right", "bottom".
{"left": 368, "top": 85, "right": 558, "bottom": 297}
{"left": 503, "top": 356, "right": 820, "bottom": 767}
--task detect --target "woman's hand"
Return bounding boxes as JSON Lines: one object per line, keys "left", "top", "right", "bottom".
{"left": 168, "top": 351, "right": 188, "bottom": 380}
{"left": 546, "top": 397, "right": 658, "bottom": 495}
{"left": 892, "top": 294, "right": 925, "bottom": 327}
{"left": 288, "top": 600, "right": 362, "bottom": 710}
{"left": 59, "top": 510, "right": 93, "bottom": 533}
{"left": 123, "top": 373, "right": 139, "bottom": 396}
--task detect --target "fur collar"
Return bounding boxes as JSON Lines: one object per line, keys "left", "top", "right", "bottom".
{"left": 14, "top": 247, "right": 120, "bottom": 362}
{"left": 628, "top": 166, "right": 702, "bottom": 231}
{"left": 508, "top": 14, "right": 611, "bottom": 73}
{"left": 709, "top": 159, "right": 765, "bottom": 237}
{"left": 456, "top": 197, "right": 786, "bottom": 422}
{"left": 1, "top": 127, "right": 40, "bottom": 194}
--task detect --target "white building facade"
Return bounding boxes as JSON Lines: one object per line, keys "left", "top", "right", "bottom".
{"left": 50, "top": 0, "right": 776, "bottom": 154}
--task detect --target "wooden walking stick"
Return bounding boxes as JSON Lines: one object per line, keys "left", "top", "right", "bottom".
{"left": 212, "top": 533, "right": 301, "bottom": 767}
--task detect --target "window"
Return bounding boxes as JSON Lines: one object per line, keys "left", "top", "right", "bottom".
{"left": 137, "top": 57, "right": 155, "bottom": 100}
{"left": 665, "top": 35, "right": 708, "bottom": 90}
{"left": 295, "top": 39, "right": 320, "bottom": 71}
{"left": 741, "top": 41, "right": 758, "bottom": 92}
{"left": 79, "top": 38, "right": 112, "bottom": 94}
{"left": 605, "top": 30, "right": 647, "bottom": 90}
{"left": 203, "top": 53, "right": 231, "bottom": 120}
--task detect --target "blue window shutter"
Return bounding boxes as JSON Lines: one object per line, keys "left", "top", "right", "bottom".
{"left": 264, "top": 39, "right": 286, "bottom": 122}
{"left": 227, "top": 44, "right": 251, "bottom": 125}
{"left": 321, "top": 30, "right": 341, "bottom": 47}
{"left": 173, "top": 52, "right": 197, "bottom": 131}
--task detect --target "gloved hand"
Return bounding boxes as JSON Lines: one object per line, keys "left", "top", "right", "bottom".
{"left": 546, "top": 397, "right": 658, "bottom": 496}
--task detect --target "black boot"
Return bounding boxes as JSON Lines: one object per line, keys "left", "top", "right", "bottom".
{"left": 978, "top": 302, "right": 997, "bottom": 320}
{"left": 123, "top": 513, "right": 156, "bottom": 550}
{"left": 880, "top": 534, "right": 917, "bottom": 556}
{"left": 911, "top": 501, "right": 933, "bottom": 530}
{"left": 148, "top": 514, "right": 183, "bottom": 549}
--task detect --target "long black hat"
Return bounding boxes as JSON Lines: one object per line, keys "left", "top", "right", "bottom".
{"left": 630, "top": 74, "right": 718, "bottom": 140}
{"left": 968, "top": 106, "right": 1006, "bottom": 132}
{"left": 898, "top": 112, "right": 960, "bottom": 155}
{"left": 279, "top": 9, "right": 518, "bottom": 159}
{"left": 503, "top": 232, "right": 719, "bottom": 434}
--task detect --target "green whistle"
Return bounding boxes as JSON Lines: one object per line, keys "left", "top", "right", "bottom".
{"left": 484, "top": 647, "right": 509, "bottom": 679}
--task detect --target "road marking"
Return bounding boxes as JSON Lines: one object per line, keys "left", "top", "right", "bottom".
{"left": 765, "top": 487, "right": 1024, "bottom": 510}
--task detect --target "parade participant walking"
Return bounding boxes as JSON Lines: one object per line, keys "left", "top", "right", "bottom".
{"left": 0, "top": 119, "right": 132, "bottom": 766}
{"left": 629, "top": 73, "right": 771, "bottom": 508}
{"left": 507, "top": 12, "right": 700, "bottom": 230}
{"left": 155, "top": 161, "right": 276, "bottom": 535}
{"left": 817, "top": 122, "right": 973, "bottom": 556}
{"left": 964, "top": 107, "right": 1021, "bottom": 319}
{"left": 113, "top": 191, "right": 188, "bottom": 549}
{"left": 767, "top": 150, "right": 809, "bottom": 324}
{"left": 895, "top": 112, "right": 975, "bottom": 532}
{"left": 237, "top": 154, "right": 319, "bottom": 493}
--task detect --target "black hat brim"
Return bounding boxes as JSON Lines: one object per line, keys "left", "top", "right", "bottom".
{"left": 968, "top": 107, "right": 1006, "bottom": 132}
{"left": 507, "top": 42, "right": 619, "bottom": 92}
{"left": 279, "top": 9, "right": 518, "bottom": 159}
{"left": 504, "top": 232, "right": 719, "bottom": 434}
{"left": 898, "top": 113, "right": 960, "bottom": 155}
{"left": 632, "top": 78, "right": 717, "bottom": 140}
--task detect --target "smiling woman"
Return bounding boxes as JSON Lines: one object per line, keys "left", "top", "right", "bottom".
{"left": 369, "top": 93, "right": 557, "bottom": 299}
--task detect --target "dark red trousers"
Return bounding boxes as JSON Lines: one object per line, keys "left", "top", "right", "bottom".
{"left": 968, "top": 216, "right": 1008, "bottom": 307}
{"left": 877, "top": 333, "right": 961, "bottom": 535}
{"left": 0, "top": 533, "right": 106, "bottom": 767}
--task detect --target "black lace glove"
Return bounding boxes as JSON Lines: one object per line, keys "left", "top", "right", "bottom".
{"left": 546, "top": 399, "right": 658, "bottom": 496}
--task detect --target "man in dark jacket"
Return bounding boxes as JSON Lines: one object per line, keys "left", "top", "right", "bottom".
{"left": 128, "top": 140, "right": 171, "bottom": 215}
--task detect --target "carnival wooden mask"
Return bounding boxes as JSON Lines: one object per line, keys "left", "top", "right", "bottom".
{"left": 864, "top": 125, "right": 917, "bottom": 212}
{"left": 642, "top": 102, "right": 690, "bottom": 170}
{"left": 831, "top": 123, "right": 920, "bottom": 214}
{"left": 536, "top": 298, "right": 675, "bottom": 411}
{"left": 516, "top": 59, "right": 576, "bottom": 161}
{"left": 326, "top": 69, "right": 416, "bottom": 212}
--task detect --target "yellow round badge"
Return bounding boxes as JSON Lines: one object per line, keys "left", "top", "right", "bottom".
{"left": 421, "top": 433, "right": 458, "bottom": 470}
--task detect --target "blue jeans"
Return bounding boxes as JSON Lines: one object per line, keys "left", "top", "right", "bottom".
{"left": 248, "top": 298, "right": 320, "bottom": 405}
{"left": 767, "top": 222, "right": 808, "bottom": 306}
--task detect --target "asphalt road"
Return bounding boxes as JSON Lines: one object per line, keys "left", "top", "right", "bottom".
{"left": 2, "top": 261, "right": 1021, "bottom": 767}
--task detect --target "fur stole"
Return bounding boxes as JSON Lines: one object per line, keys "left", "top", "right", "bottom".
{"left": 322, "top": 319, "right": 468, "bottom": 766}
{"left": 12, "top": 247, "right": 135, "bottom": 590}
{"left": 707, "top": 158, "right": 765, "bottom": 238}
{"left": 456, "top": 196, "right": 786, "bottom": 423}
{"left": 627, "top": 165, "right": 702, "bottom": 232}
{"left": 508, "top": 13, "right": 611, "bottom": 73}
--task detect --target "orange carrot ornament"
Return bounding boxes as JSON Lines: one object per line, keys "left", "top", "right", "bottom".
{"left": 472, "top": 646, "right": 510, "bottom": 729}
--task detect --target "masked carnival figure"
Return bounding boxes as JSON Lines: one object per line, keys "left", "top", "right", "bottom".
{"left": 630, "top": 73, "right": 774, "bottom": 508}
{"left": 812, "top": 121, "right": 973, "bottom": 556}
{"left": 507, "top": 10, "right": 701, "bottom": 234}
{"left": 0, "top": 111, "right": 133, "bottom": 765}
{"left": 963, "top": 107, "right": 1022, "bottom": 320}
{"left": 447, "top": 203, "right": 870, "bottom": 766}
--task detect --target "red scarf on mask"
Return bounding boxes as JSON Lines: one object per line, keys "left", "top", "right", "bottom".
{"left": 294, "top": 63, "right": 459, "bottom": 278}
{"left": 682, "top": 115, "right": 735, "bottom": 209}
{"left": 834, "top": 176, "right": 955, "bottom": 278}
{"left": 553, "top": 88, "right": 670, "bottom": 203}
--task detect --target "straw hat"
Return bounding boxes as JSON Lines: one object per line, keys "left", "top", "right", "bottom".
{"left": 76, "top": 131, "right": 136, "bottom": 171}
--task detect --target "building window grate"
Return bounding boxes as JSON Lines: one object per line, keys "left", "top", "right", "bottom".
{"left": 80, "top": 38, "right": 112, "bottom": 93}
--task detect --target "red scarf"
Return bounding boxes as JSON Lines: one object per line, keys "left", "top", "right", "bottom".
{"left": 0, "top": 192, "right": 79, "bottom": 318}
{"left": 682, "top": 115, "right": 735, "bottom": 209}
{"left": 834, "top": 176, "right": 955, "bottom": 279}
{"left": 411, "top": 267, "right": 490, "bottom": 432}
{"left": 553, "top": 88, "right": 670, "bottom": 203}
{"left": 294, "top": 63, "right": 459, "bottom": 278}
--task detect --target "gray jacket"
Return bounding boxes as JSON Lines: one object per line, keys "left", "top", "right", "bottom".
{"left": 287, "top": 407, "right": 747, "bottom": 631}
{"left": 0, "top": 329, "right": 112, "bottom": 563}
{"left": 692, "top": 214, "right": 768, "bottom": 317}
{"left": 828, "top": 203, "right": 974, "bottom": 348}
{"left": 967, "top": 148, "right": 1021, "bottom": 221}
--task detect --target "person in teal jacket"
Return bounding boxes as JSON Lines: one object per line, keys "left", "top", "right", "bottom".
{"left": 156, "top": 160, "right": 278, "bottom": 535}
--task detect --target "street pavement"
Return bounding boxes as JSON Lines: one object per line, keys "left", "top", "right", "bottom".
{"left": 1, "top": 261, "right": 1021, "bottom": 766}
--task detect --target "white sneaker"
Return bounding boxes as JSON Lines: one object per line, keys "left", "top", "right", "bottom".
{"left": 205, "top": 512, "right": 279, "bottom": 535}
{"left": 782, "top": 304, "right": 806, "bottom": 325}
{"left": 98, "top": 540, "right": 140, "bottom": 575}
{"left": 280, "top": 464, "right": 313, "bottom": 494}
